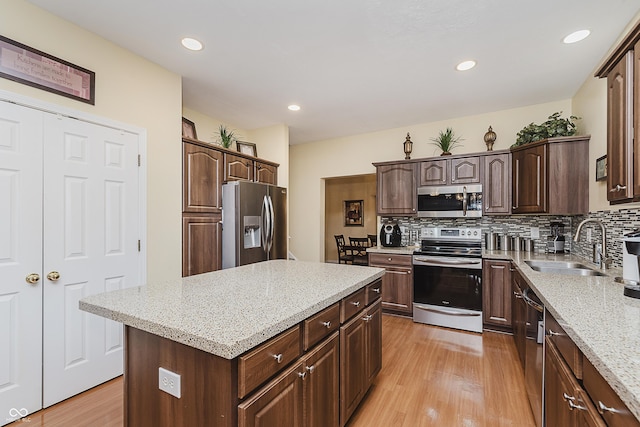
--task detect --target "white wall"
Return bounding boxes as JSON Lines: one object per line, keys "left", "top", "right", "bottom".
{"left": 290, "top": 99, "right": 572, "bottom": 262}
{"left": 2, "top": 0, "right": 183, "bottom": 282}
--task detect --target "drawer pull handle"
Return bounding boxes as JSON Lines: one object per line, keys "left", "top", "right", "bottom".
{"left": 548, "top": 329, "right": 561, "bottom": 337}
{"left": 363, "top": 314, "right": 373, "bottom": 322}
{"left": 568, "top": 400, "right": 586, "bottom": 411}
{"left": 298, "top": 371, "right": 307, "bottom": 380}
{"left": 610, "top": 184, "right": 627, "bottom": 192}
{"left": 322, "top": 321, "right": 331, "bottom": 329}
{"left": 513, "top": 291, "right": 523, "bottom": 299}
{"left": 562, "top": 392, "right": 576, "bottom": 402}
{"left": 306, "top": 365, "right": 315, "bottom": 374}
{"left": 372, "top": 287, "right": 381, "bottom": 294}
{"left": 273, "top": 353, "right": 283, "bottom": 363}
{"left": 598, "top": 401, "right": 616, "bottom": 415}
{"left": 351, "top": 301, "right": 361, "bottom": 308}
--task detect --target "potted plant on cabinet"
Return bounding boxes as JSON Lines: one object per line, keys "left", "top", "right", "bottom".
{"left": 216, "top": 124, "right": 236, "bottom": 148}
{"left": 512, "top": 112, "right": 580, "bottom": 147}
{"left": 430, "top": 127, "right": 463, "bottom": 155}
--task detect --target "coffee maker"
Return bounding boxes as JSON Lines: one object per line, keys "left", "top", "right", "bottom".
{"left": 546, "top": 222, "right": 565, "bottom": 254}
{"left": 623, "top": 230, "right": 640, "bottom": 299}
{"left": 380, "top": 222, "right": 402, "bottom": 247}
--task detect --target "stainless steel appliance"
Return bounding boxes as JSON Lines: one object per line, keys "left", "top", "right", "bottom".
{"left": 546, "top": 221, "right": 565, "bottom": 253}
{"left": 417, "top": 184, "right": 482, "bottom": 218}
{"left": 222, "top": 181, "right": 287, "bottom": 268}
{"left": 412, "top": 227, "right": 483, "bottom": 333}
{"left": 523, "top": 287, "right": 544, "bottom": 427}
{"left": 380, "top": 222, "right": 402, "bottom": 247}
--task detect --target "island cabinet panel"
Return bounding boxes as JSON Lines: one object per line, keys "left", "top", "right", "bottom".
{"left": 124, "top": 326, "right": 238, "bottom": 427}
{"left": 365, "top": 279, "right": 383, "bottom": 305}
{"left": 375, "top": 162, "right": 417, "bottom": 215}
{"left": 303, "top": 333, "right": 340, "bottom": 427}
{"left": 482, "top": 259, "right": 512, "bottom": 329}
{"left": 238, "top": 360, "right": 304, "bottom": 427}
{"left": 340, "top": 287, "right": 366, "bottom": 323}
{"left": 303, "top": 302, "right": 340, "bottom": 351}
{"left": 238, "top": 325, "right": 301, "bottom": 399}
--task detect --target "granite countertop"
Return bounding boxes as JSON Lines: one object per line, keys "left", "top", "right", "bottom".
{"left": 484, "top": 250, "right": 640, "bottom": 421}
{"left": 367, "top": 245, "right": 419, "bottom": 255}
{"left": 79, "top": 260, "right": 384, "bottom": 359}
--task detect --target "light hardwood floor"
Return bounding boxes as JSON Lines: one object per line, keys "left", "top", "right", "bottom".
{"left": 12, "top": 315, "right": 535, "bottom": 427}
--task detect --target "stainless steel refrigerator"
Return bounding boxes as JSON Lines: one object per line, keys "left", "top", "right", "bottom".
{"left": 222, "top": 181, "right": 287, "bottom": 268}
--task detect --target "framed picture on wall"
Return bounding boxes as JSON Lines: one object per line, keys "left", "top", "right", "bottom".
{"left": 596, "top": 155, "right": 607, "bottom": 181}
{"left": 237, "top": 141, "right": 257, "bottom": 157}
{"left": 344, "top": 200, "right": 364, "bottom": 226}
{"left": 182, "top": 117, "right": 197, "bottom": 139}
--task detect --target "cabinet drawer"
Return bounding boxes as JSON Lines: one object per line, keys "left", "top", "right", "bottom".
{"left": 341, "top": 288, "right": 366, "bottom": 323}
{"left": 369, "top": 253, "right": 412, "bottom": 268}
{"left": 546, "top": 311, "right": 583, "bottom": 379}
{"left": 303, "top": 302, "right": 340, "bottom": 351}
{"left": 365, "top": 279, "right": 383, "bottom": 306}
{"left": 583, "top": 356, "right": 640, "bottom": 427}
{"left": 238, "top": 325, "right": 301, "bottom": 399}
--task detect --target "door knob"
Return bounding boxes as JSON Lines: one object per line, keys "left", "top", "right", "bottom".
{"left": 47, "top": 271, "right": 60, "bottom": 281}
{"left": 25, "top": 273, "right": 40, "bottom": 284}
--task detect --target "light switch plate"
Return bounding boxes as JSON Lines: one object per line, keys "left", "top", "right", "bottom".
{"left": 159, "top": 367, "right": 181, "bottom": 398}
{"left": 530, "top": 227, "right": 540, "bottom": 239}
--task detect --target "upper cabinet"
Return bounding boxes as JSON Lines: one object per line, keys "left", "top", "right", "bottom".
{"left": 419, "top": 156, "right": 480, "bottom": 186}
{"left": 183, "top": 141, "right": 224, "bottom": 213}
{"left": 595, "top": 21, "right": 640, "bottom": 204}
{"left": 374, "top": 161, "right": 417, "bottom": 216}
{"left": 483, "top": 151, "right": 511, "bottom": 215}
{"left": 255, "top": 161, "right": 278, "bottom": 185}
{"left": 511, "top": 136, "right": 590, "bottom": 215}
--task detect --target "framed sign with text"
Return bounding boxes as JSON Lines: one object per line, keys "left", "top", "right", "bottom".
{"left": 0, "top": 35, "right": 95, "bottom": 105}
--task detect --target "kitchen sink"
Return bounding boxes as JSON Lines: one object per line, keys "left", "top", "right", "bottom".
{"left": 524, "top": 260, "right": 607, "bottom": 277}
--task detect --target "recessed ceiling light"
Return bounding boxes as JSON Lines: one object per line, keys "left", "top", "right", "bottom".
{"left": 288, "top": 104, "right": 301, "bottom": 111}
{"left": 456, "top": 60, "right": 476, "bottom": 71}
{"left": 563, "top": 30, "right": 590, "bottom": 44}
{"left": 181, "top": 37, "right": 203, "bottom": 51}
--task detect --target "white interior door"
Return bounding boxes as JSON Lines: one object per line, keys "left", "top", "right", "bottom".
{"left": 0, "top": 103, "right": 43, "bottom": 423}
{"left": 41, "top": 115, "right": 141, "bottom": 407}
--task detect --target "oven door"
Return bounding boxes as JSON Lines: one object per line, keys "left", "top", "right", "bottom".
{"left": 412, "top": 255, "right": 483, "bottom": 333}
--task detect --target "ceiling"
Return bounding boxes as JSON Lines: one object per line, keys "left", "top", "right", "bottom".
{"left": 28, "top": 0, "right": 640, "bottom": 144}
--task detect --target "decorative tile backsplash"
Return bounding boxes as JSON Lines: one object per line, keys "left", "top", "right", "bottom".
{"left": 382, "top": 208, "right": 640, "bottom": 268}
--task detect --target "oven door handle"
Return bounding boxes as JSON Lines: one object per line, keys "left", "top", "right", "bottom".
{"left": 415, "top": 306, "right": 481, "bottom": 317}
{"left": 413, "top": 258, "right": 482, "bottom": 267}
{"left": 462, "top": 185, "right": 467, "bottom": 216}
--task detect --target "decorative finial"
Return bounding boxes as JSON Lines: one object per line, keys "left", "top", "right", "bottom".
{"left": 484, "top": 126, "right": 497, "bottom": 151}
{"left": 403, "top": 132, "right": 413, "bottom": 160}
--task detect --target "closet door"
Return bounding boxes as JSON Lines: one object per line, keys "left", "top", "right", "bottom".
{"left": 0, "top": 103, "right": 44, "bottom": 420}
{"left": 42, "top": 115, "right": 141, "bottom": 407}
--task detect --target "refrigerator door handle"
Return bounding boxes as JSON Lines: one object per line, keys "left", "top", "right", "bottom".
{"left": 267, "top": 195, "right": 275, "bottom": 254}
{"left": 261, "top": 195, "right": 269, "bottom": 252}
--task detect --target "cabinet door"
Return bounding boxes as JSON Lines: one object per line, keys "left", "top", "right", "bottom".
{"left": 482, "top": 260, "right": 512, "bottom": 328}
{"left": 380, "top": 267, "right": 413, "bottom": 314}
{"left": 365, "top": 300, "right": 382, "bottom": 386}
{"left": 238, "top": 361, "right": 304, "bottom": 427}
{"left": 635, "top": 42, "right": 640, "bottom": 198}
{"left": 512, "top": 144, "right": 547, "bottom": 213}
{"left": 607, "top": 51, "right": 633, "bottom": 202}
{"left": 304, "top": 333, "right": 339, "bottom": 427}
{"left": 183, "top": 142, "right": 223, "bottom": 213}
{"left": 419, "top": 159, "right": 448, "bottom": 186}
{"left": 182, "top": 214, "right": 222, "bottom": 276}
{"left": 340, "top": 312, "right": 367, "bottom": 425}
{"left": 483, "top": 153, "right": 511, "bottom": 214}
{"left": 225, "top": 153, "right": 254, "bottom": 182}
{"left": 376, "top": 163, "right": 417, "bottom": 215}
{"left": 511, "top": 273, "right": 526, "bottom": 369}
{"left": 255, "top": 161, "right": 277, "bottom": 185}
{"left": 450, "top": 157, "right": 480, "bottom": 184}
{"left": 545, "top": 338, "right": 578, "bottom": 427}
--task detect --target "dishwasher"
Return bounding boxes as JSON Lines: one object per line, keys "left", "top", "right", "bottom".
{"left": 522, "top": 287, "right": 544, "bottom": 427}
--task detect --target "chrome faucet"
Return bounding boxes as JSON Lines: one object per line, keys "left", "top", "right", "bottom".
{"left": 573, "top": 219, "right": 611, "bottom": 270}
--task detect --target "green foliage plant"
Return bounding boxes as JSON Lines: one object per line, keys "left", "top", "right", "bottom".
{"left": 513, "top": 112, "right": 580, "bottom": 147}
{"left": 429, "top": 127, "right": 463, "bottom": 154}
{"left": 217, "top": 124, "right": 236, "bottom": 148}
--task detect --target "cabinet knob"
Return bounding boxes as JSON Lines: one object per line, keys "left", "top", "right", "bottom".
{"left": 322, "top": 321, "right": 331, "bottom": 329}
{"left": 351, "top": 301, "right": 361, "bottom": 308}
{"left": 610, "top": 184, "right": 627, "bottom": 192}
{"left": 597, "top": 401, "right": 616, "bottom": 415}
{"left": 372, "top": 287, "right": 381, "bottom": 294}
{"left": 306, "top": 365, "right": 315, "bottom": 374}
{"left": 547, "top": 329, "right": 561, "bottom": 337}
{"left": 273, "top": 353, "right": 283, "bottom": 363}
{"left": 298, "top": 371, "right": 307, "bottom": 380}
{"left": 362, "top": 314, "right": 373, "bottom": 322}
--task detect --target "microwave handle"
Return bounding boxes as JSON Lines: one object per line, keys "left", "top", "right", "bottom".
{"left": 462, "top": 186, "right": 467, "bottom": 216}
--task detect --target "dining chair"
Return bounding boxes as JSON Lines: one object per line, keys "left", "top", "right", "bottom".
{"left": 367, "top": 234, "right": 377, "bottom": 247}
{"left": 349, "top": 237, "right": 369, "bottom": 266}
{"left": 335, "top": 235, "right": 354, "bottom": 264}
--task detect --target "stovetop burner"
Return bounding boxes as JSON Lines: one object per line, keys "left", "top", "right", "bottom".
{"left": 414, "top": 227, "right": 482, "bottom": 258}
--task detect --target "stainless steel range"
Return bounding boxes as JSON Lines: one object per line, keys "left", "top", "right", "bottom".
{"left": 412, "top": 227, "right": 483, "bottom": 333}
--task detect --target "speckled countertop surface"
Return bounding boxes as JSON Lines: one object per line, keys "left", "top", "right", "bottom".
{"left": 484, "top": 250, "right": 640, "bottom": 421}
{"left": 79, "top": 260, "right": 384, "bottom": 360}
{"left": 367, "top": 245, "right": 418, "bottom": 255}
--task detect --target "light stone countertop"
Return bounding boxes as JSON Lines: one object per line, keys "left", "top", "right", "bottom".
{"left": 367, "top": 245, "right": 419, "bottom": 255}
{"left": 79, "top": 260, "right": 384, "bottom": 360}
{"left": 484, "top": 250, "right": 640, "bottom": 421}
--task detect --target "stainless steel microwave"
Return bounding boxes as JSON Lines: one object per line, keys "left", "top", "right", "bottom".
{"left": 417, "top": 184, "right": 483, "bottom": 218}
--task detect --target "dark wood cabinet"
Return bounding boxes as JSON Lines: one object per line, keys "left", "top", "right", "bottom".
{"left": 255, "top": 161, "right": 277, "bottom": 185}
{"left": 374, "top": 162, "right": 417, "bottom": 215}
{"left": 482, "top": 259, "right": 512, "bottom": 329}
{"left": 511, "top": 136, "right": 589, "bottom": 215}
{"left": 368, "top": 253, "right": 413, "bottom": 315}
{"left": 183, "top": 142, "right": 224, "bottom": 213}
{"left": 419, "top": 156, "right": 480, "bottom": 186}
{"left": 339, "top": 298, "right": 382, "bottom": 426}
{"left": 483, "top": 151, "right": 511, "bottom": 215}
{"left": 225, "top": 153, "right": 254, "bottom": 182}
{"left": 182, "top": 214, "right": 222, "bottom": 277}
{"left": 303, "top": 333, "right": 340, "bottom": 427}
{"left": 511, "top": 269, "right": 526, "bottom": 369}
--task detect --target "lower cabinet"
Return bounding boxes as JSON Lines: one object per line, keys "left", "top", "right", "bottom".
{"left": 368, "top": 253, "right": 413, "bottom": 315}
{"left": 340, "top": 299, "right": 382, "bottom": 426}
{"left": 182, "top": 214, "right": 222, "bottom": 276}
{"left": 482, "top": 259, "right": 512, "bottom": 329}
{"left": 304, "top": 333, "right": 340, "bottom": 427}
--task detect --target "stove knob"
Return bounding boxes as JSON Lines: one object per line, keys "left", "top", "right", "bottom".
{"left": 461, "top": 230, "right": 466, "bottom": 236}
{"left": 473, "top": 230, "right": 478, "bottom": 236}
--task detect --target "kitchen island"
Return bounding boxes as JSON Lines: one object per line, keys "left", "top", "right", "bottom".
{"left": 80, "top": 260, "right": 385, "bottom": 427}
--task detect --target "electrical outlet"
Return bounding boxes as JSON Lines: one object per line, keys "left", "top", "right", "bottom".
{"left": 530, "top": 227, "right": 540, "bottom": 239}
{"left": 159, "top": 367, "right": 181, "bottom": 398}
{"left": 587, "top": 228, "right": 592, "bottom": 243}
